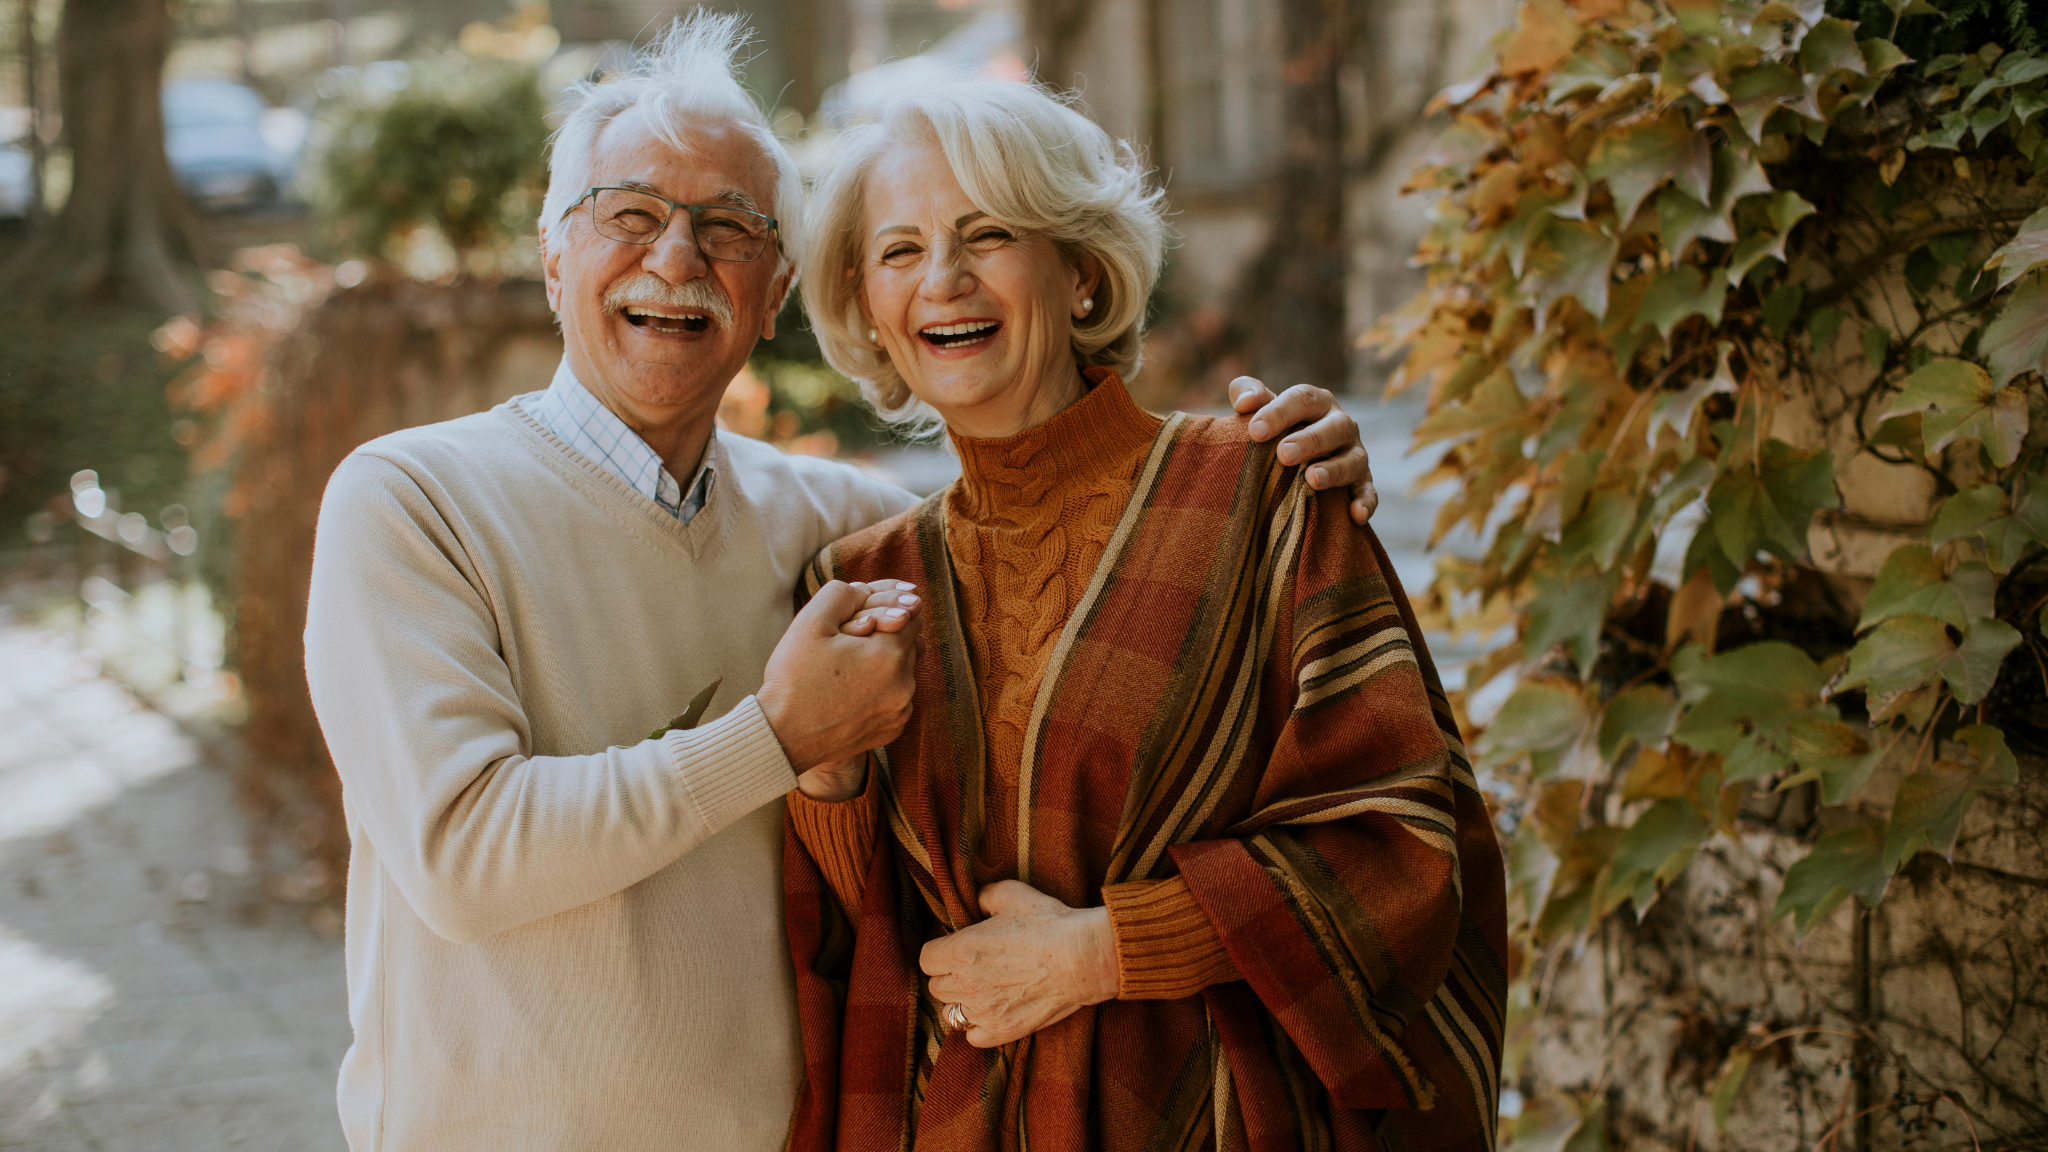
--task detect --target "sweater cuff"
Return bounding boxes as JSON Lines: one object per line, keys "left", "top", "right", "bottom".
{"left": 664, "top": 695, "right": 797, "bottom": 835}
{"left": 787, "top": 762, "right": 879, "bottom": 917}
{"left": 1102, "top": 876, "right": 1238, "bottom": 1000}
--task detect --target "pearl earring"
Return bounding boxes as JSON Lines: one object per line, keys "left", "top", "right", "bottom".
{"left": 1080, "top": 297, "right": 1094, "bottom": 317}
{"left": 868, "top": 328, "right": 879, "bottom": 344}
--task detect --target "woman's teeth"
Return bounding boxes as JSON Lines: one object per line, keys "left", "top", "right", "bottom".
{"left": 919, "top": 321, "right": 1000, "bottom": 347}
{"left": 625, "top": 307, "right": 709, "bottom": 333}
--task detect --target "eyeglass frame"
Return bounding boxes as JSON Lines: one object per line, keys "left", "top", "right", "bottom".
{"left": 565, "top": 186, "right": 781, "bottom": 263}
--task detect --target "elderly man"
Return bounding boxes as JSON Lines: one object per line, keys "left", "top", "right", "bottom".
{"left": 304, "top": 15, "right": 1378, "bottom": 1152}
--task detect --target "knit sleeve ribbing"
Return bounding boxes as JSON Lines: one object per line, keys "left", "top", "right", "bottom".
{"left": 786, "top": 760, "right": 879, "bottom": 918}
{"left": 1101, "top": 876, "right": 1239, "bottom": 999}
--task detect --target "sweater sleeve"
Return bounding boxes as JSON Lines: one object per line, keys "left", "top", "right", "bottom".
{"left": 304, "top": 451, "right": 798, "bottom": 944}
{"left": 1102, "top": 877, "right": 1239, "bottom": 999}
{"left": 786, "top": 758, "right": 880, "bottom": 918}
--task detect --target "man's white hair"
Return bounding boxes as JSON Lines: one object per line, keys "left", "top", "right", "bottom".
{"left": 540, "top": 12, "right": 803, "bottom": 272}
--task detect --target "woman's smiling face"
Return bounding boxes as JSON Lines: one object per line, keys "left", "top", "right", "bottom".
{"left": 857, "top": 140, "right": 1100, "bottom": 439}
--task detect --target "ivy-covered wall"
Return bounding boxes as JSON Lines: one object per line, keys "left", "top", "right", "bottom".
{"left": 1371, "top": 0, "right": 2048, "bottom": 1145}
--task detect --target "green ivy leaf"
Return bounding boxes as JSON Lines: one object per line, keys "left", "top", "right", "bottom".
{"left": 1763, "top": 283, "right": 1804, "bottom": 337}
{"left": 1705, "top": 439, "right": 1837, "bottom": 566}
{"left": 1728, "top": 62, "right": 1806, "bottom": 142}
{"left": 1638, "top": 265, "right": 1728, "bottom": 339}
{"left": 1981, "top": 273, "right": 2048, "bottom": 385}
{"left": 1587, "top": 112, "right": 1711, "bottom": 226}
{"left": 1536, "top": 824, "right": 1622, "bottom": 941}
{"left": 1943, "top": 618, "right": 2023, "bottom": 704}
{"left": 1905, "top": 246, "right": 1943, "bottom": 295}
{"left": 1886, "top": 725, "right": 2019, "bottom": 867}
{"left": 1772, "top": 825, "right": 1890, "bottom": 936}
{"left": 1523, "top": 219, "right": 1619, "bottom": 319}
{"left": 1481, "top": 680, "right": 1590, "bottom": 763}
{"left": 1594, "top": 798, "right": 1711, "bottom": 919}
{"left": 1785, "top": 714, "right": 1886, "bottom": 804}
{"left": 1930, "top": 477, "right": 2048, "bottom": 572}
{"left": 1859, "top": 545, "right": 1996, "bottom": 630}
{"left": 1983, "top": 206, "right": 2048, "bottom": 289}
{"left": 1798, "top": 17, "right": 1868, "bottom": 78}
{"left": 1725, "top": 191, "right": 1818, "bottom": 286}
{"left": 1863, "top": 324, "right": 1890, "bottom": 369}
{"left": 1839, "top": 614, "right": 1951, "bottom": 698}
{"left": 1859, "top": 37, "right": 1912, "bottom": 76}
{"left": 1549, "top": 42, "right": 1638, "bottom": 104}
{"left": 1808, "top": 306, "right": 1845, "bottom": 350}
{"left": 1883, "top": 357, "right": 2029, "bottom": 466}
{"left": 1525, "top": 569, "right": 1611, "bottom": 673}
{"left": 1599, "top": 684, "right": 1681, "bottom": 760}
{"left": 1711, "top": 1049, "right": 1753, "bottom": 1133}
{"left": 1672, "top": 641, "right": 1827, "bottom": 754}
{"left": 1561, "top": 489, "right": 1639, "bottom": 571}
{"left": 1655, "top": 144, "right": 1773, "bottom": 259}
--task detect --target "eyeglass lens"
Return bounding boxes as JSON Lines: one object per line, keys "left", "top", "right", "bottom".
{"left": 590, "top": 189, "right": 772, "bottom": 261}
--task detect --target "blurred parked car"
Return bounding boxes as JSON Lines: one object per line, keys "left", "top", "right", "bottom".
{"left": 0, "top": 106, "right": 32, "bottom": 219}
{"left": 0, "top": 141, "right": 30, "bottom": 219}
{"left": 163, "top": 77, "right": 306, "bottom": 210}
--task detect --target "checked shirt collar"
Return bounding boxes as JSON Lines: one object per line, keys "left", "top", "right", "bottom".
{"left": 528, "top": 360, "right": 715, "bottom": 524}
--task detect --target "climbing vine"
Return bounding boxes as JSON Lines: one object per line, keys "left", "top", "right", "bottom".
{"left": 1370, "top": 0, "right": 2048, "bottom": 1140}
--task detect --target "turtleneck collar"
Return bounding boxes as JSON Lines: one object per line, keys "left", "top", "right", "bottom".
{"left": 946, "top": 367, "right": 1164, "bottom": 519}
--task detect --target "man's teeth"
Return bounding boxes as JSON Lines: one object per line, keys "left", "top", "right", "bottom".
{"left": 624, "top": 307, "right": 709, "bottom": 331}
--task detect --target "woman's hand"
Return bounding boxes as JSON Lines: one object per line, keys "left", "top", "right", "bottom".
{"left": 920, "top": 880, "right": 1119, "bottom": 1049}
{"left": 836, "top": 579, "right": 922, "bottom": 637}
{"left": 1229, "top": 376, "right": 1379, "bottom": 525}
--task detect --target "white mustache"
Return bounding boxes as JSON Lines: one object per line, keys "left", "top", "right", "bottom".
{"left": 601, "top": 272, "right": 736, "bottom": 329}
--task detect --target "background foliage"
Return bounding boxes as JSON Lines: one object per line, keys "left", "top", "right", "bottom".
{"left": 1372, "top": 0, "right": 2048, "bottom": 1140}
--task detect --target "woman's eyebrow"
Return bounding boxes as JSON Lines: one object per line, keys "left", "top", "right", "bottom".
{"left": 875, "top": 224, "right": 921, "bottom": 238}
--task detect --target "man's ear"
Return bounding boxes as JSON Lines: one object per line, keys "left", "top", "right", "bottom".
{"left": 542, "top": 229, "right": 564, "bottom": 313}
{"left": 760, "top": 266, "right": 797, "bottom": 340}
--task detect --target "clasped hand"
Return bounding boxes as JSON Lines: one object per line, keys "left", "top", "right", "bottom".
{"left": 758, "top": 578, "right": 925, "bottom": 799}
{"left": 920, "top": 879, "right": 1118, "bottom": 1049}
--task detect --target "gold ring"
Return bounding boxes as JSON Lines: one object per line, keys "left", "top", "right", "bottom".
{"left": 943, "top": 1002, "right": 971, "bottom": 1032}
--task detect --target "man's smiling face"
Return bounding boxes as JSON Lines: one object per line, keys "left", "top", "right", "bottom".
{"left": 543, "top": 105, "right": 792, "bottom": 427}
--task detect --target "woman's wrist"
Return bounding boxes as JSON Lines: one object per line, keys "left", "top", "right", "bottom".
{"left": 1073, "top": 905, "right": 1120, "bottom": 1005}
{"left": 794, "top": 751, "right": 869, "bottom": 801}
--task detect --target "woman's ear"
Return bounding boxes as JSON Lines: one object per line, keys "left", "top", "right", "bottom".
{"left": 1072, "top": 252, "right": 1103, "bottom": 321}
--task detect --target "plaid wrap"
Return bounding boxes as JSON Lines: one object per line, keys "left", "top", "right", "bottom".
{"left": 785, "top": 414, "right": 1507, "bottom": 1152}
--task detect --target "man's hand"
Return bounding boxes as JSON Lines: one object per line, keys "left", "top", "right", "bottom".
{"left": 920, "top": 880, "right": 1119, "bottom": 1049}
{"left": 1229, "top": 376, "right": 1379, "bottom": 525}
{"left": 758, "top": 580, "right": 922, "bottom": 773}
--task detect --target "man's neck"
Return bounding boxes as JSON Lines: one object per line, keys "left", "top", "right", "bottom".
{"left": 565, "top": 349, "right": 722, "bottom": 480}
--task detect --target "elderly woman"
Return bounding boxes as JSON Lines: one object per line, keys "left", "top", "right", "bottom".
{"left": 782, "top": 81, "right": 1506, "bottom": 1152}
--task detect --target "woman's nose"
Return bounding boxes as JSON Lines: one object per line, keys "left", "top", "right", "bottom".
{"left": 919, "top": 243, "right": 973, "bottom": 299}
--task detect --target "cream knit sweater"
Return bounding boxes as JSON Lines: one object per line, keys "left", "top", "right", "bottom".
{"left": 304, "top": 396, "right": 915, "bottom": 1151}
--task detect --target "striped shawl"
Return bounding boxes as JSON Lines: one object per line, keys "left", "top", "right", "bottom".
{"left": 784, "top": 413, "right": 1507, "bottom": 1152}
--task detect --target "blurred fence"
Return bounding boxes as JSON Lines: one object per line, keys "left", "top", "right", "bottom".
{"left": 177, "top": 249, "right": 560, "bottom": 902}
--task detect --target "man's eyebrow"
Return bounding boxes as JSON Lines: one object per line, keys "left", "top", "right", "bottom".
{"left": 610, "top": 181, "right": 763, "bottom": 213}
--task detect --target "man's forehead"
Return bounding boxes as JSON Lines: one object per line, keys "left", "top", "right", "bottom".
{"left": 591, "top": 106, "right": 777, "bottom": 208}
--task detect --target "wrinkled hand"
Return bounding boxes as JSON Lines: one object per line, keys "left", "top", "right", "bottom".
{"left": 759, "top": 580, "right": 922, "bottom": 773}
{"left": 920, "top": 879, "right": 1118, "bottom": 1049}
{"left": 836, "top": 579, "right": 921, "bottom": 637}
{"left": 1229, "top": 376, "right": 1379, "bottom": 525}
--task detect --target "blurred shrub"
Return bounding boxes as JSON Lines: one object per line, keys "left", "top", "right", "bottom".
{"left": 307, "top": 54, "right": 548, "bottom": 278}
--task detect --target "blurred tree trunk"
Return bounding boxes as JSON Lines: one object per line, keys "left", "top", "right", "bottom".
{"left": 1023, "top": 0, "right": 1092, "bottom": 90}
{"left": 1, "top": 0, "right": 204, "bottom": 315}
{"left": 1221, "top": 0, "right": 1350, "bottom": 392}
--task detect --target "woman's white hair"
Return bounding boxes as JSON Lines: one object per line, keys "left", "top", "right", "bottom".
{"left": 541, "top": 12, "right": 803, "bottom": 272}
{"left": 800, "top": 80, "right": 1167, "bottom": 428}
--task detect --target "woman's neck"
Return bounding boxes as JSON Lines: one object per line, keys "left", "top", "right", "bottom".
{"left": 938, "top": 359, "right": 1091, "bottom": 441}
{"left": 945, "top": 368, "right": 1163, "bottom": 519}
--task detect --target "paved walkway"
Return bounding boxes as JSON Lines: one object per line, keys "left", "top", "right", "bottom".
{"left": 0, "top": 622, "right": 348, "bottom": 1151}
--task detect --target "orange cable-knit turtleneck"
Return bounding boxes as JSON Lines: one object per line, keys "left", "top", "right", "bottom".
{"left": 790, "top": 370, "right": 1236, "bottom": 1000}
{"left": 943, "top": 369, "right": 1234, "bottom": 999}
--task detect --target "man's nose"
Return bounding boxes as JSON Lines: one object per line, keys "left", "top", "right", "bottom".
{"left": 642, "top": 215, "right": 711, "bottom": 282}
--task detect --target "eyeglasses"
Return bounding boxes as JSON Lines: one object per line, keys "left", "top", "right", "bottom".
{"left": 569, "top": 186, "right": 780, "bottom": 263}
